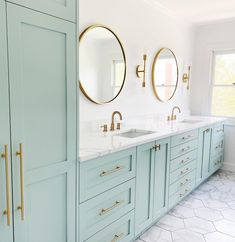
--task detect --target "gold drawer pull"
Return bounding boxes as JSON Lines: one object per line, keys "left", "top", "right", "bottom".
{"left": 100, "top": 166, "right": 124, "bottom": 177}
{"left": 1, "top": 145, "right": 11, "bottom": 226}
{"left": 111, "top": 233, "right": 124, "bottom": 242}
{"left": 216, "top": 129, "right": 223, "bottom": 133}
{"left": 181, "top": 157, "right": 190, "bottom": 164}
{"left": 99, "top": 200, "right": 124, "bottom": 216}
{"left": 181, "top": 168, "right": 190, "bottom": 175}
{"left": 16, "top": 143, "right": 25, "bottom": 221}
{"left": 180, "top": 179, "right": 189, "bottom": 186}
{"left": 181, "top": 146, "right": 190, "bottom": 152}
{"left": 179, "top": 189, "right": 189, "bottom": 198}
{"left": 182, "top": 135, "right": 192, "bottom": 140}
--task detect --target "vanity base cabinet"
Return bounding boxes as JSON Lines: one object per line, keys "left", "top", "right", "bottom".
{"left": 135, "top": 138, "right": 170, "bottom": 236}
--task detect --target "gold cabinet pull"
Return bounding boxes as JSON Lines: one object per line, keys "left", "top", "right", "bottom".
{"left": 181, "top": 146, "right": 190, "bottom": 152}
{"left": 99, "top": 200, "right": 124, "bottom": 216}
{"left": 180, "top": 168, "right": 190, "bottom": 175}
{"left": 16, "top": 143, "right": 25, "bottom": 221}
{"left": 111, "top": 233, "right": 124, "bottom": 242}
{"left": 1, "top": 145, "right": 11, "bottom": 226}
{"left": 180, "top": 178, "right": 189, "bottom": 187}
{"left": 100, "top": 166, "right": 124, "bottom": 177}
{"left": 179, "top": 189, "right": 189, "bottom": 198}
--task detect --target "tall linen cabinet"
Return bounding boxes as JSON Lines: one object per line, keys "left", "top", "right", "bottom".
{"left": 0, "top": 1, "right": 78, "bottom": 242}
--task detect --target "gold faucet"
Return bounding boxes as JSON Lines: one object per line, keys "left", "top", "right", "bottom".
{"left": 168, "top": 106, "right": 181, "bottom": 121}
{"left": 110, "top": 111, "right": 123, "bottom": 131}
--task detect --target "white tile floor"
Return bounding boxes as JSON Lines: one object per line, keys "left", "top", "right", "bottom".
{"left": 136, "top": 170, "right": 235, "bottom": 242}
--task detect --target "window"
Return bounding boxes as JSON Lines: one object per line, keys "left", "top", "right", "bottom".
{"left": 113, "top": 60, "right": 125, "bottom": 96}
{"left": 211, "top": 51, "right": 235, "bottom": 117}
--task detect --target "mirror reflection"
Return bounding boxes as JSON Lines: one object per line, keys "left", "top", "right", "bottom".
{"left": 152, "top": 48, "right": 178, "bottom": 102}
{"left": 79, "top": 25, "right": 126, "bottom": 104}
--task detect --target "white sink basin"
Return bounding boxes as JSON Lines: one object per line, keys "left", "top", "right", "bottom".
{"left": 180, "top": 119, "right": 202, "bottom": 124}
{"left": 115, "top": 129, "right": 156, "bottom": 138}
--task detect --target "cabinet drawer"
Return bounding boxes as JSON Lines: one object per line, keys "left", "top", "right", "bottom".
{"left": 85, "top": 211, "right": 135, "bottom": 242}
{"left": 213, "top": 124, "right": 224, "bottom": 140}
{"left": 211, "top": 138, "right": 224, "bottom": 157}
{"left": 169, "top": 181, "right": 195, "bottom": 208}
{"left": 169, "top": 170, "right": 196, "bottom": 196}
{"left": 80, "top": 148, "right": 136, "bottom": 202}
{"left": 171, "top": 129, "right": 198, "bottom": 147}
{"left": 171, "top": 139, "right": 198, "bottom": 160}
{"left": 170, "top": 150, "right": 197, "bottom": 172}
{"left": 211, "top": 153, "right": 224, "bottom": 172}
{"left": 80, "top": 179, "right": 135, "bottom": 241}
{"left": 170, "top": 161, "right": 196, "bottom": 185}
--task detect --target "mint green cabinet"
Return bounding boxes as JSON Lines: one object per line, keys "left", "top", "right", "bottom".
{"left": 0, "top": 1, "right": 14, "bottom": 241}
{"left": 135, "top": 138, "right": 170, "bottom": 236}
{"left": 135, "top": 142, "right": 155, "bottom": 235}
{"left": 197, "top": 126, "right": 212, "bottom": 185}
{"left": 6, "top": 0, "right": 76, "bottom": 22}
{"left": 6, "top": 3, "right": 77, "bottom": 242}
{"left": 152, "top": 138, "right": 170, "bottom": 220}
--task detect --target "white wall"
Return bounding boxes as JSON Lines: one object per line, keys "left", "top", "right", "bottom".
{"left": 79, "top": 0, "right": 194, "bottom": 126}
{"left": 191, "top": 20, "right": 235, "bottom": 171}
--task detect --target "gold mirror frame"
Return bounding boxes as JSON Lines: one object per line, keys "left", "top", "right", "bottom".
{"left": 152, "top": 48, "right": 179, "bottom": 102}
{"left": 79, "top": 24, "right": 127, "bottom": 105}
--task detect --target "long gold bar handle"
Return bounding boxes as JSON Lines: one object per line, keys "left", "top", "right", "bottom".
{"left": 99, "top": 200, "right": 125, "bottom": 216}
{"left": 100, "top": 166, "right": 124, "bottom": 177}
{"left": 1, "top": 145, "right": 11, "bottom": 226}
{"left": 16, "top": 143, "right": 25, "bottom": 221}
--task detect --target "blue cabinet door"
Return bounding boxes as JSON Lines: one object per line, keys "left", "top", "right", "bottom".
{"left": 197, "top": 127, "right": 212, "bottom": 184}
{"left": 135, "top": 142, "right": 155, "bottom": 236}
{"left": 6, "top": 0, "right": 76, "bottom": 22}
{"left": 152, "top": 138, "right": 170, "bottom": 220}
{"left": 0, "top": 2, "right": 14, "bottom": 242}
{"left": 7, "top": 4, "right": 77, "bottom": 242}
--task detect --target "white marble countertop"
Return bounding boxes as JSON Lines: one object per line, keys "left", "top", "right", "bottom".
{"left": 79, "top": 116, "right": 226, "bottom": 162}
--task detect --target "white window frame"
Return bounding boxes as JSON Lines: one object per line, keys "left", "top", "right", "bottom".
{"left": 112, "top": 60, "right": 124, "bottom": 96}
{"left": 209, "top": 49, "right": 235, "bottom": 119}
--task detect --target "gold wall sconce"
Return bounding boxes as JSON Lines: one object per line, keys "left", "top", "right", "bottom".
{"left": 182, "top": 66, "right": 191, "bottom": 90}
{"left": 136, "top": 54, "right": 147, "bottom": 87}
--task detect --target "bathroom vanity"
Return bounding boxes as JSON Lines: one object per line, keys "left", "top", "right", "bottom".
{"left": 78, "top": 117, "right": 225, "bottom": 242}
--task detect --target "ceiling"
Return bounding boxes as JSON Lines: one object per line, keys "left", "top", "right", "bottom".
{"left": 151, "top": 0, "right": 235, "bottom": 24}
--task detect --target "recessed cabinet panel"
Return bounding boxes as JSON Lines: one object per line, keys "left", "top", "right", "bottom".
{"left": 135, "top": 142, "right": 155, "bottom": 236}
{"left": 0, "top": 1, "right": 14, "bottom": 241}
{"left": 153, "top": 138, "right": 170, "bottom": 220}
{"left": 6, "top": 0, "right": 76, "bottom": 22}
{"left": 7, "top": 4, "right": 76, "bottom": 242}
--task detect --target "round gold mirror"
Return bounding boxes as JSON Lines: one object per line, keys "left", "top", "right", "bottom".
{"left": 79, "top": 25, "right": 126, "bottom": 104}
{"left": 152, "top": 48, "right": 179, "bottom": 102}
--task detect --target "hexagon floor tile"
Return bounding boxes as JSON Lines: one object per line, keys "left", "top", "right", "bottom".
{"left": 136, "top": 170, "right": 235, "bottom": 242}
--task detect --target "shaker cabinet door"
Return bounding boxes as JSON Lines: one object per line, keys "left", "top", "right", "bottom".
{"left": 135, "top": 142, "right": 155, "bottom": 236}
{"left": 197, "top": 127, "right": 212, "bottom": 184}
{"left": 7, "top": 4, "right": 77, "bottom": 242}
{"left": 152, "top": 138, "right": 170, "bottom": 220}
{"left": 0, "top": 1, "right": 14, "bottom": 242}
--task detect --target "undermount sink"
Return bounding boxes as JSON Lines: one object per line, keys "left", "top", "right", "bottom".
{"left": 115, "top": 129, "right": 156, "bottom": 138}
{"left": 180, "top": 119, "right": 202, "bottom": 124}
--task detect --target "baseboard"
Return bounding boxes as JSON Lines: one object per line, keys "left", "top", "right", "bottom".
{"left": 222, "top": 162, "right": 235, "bottom": 172}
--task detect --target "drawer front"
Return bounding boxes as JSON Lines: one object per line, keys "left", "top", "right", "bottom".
{"left": 169, "top": 181, "right": 195, "bottom": 208}
{"left": 171, "top": 129, "right": 198, "bottom": 147}
{"left": 170, "top": 161, "right": 196, "bottom": 185}
{"left": 211, "top": 153, "right": 224, "bottom": 172}
{"left": 211, "top": 138, "right": 224, "bottom": 157}
{"left": 80, "top": 148, "right": 136, "bottom": 202}
{"left": 170, "top": 150, "right": 197, "bottom": 172}
{"left": 213, "top": 124, "right": 224, "bottom": 140}
{"left": 80, "top": 179, "right": 135, "bottom": 241}
{"left": 85, "top": 211, "right": 135, "bottom": 242}
{"left": 171, "top": 139, "right": 198, "bottom": 160}
{"left": 169, "top": 170, "right": 196, "bottom": 196}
